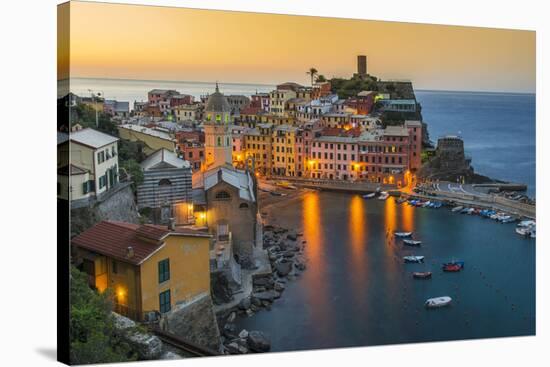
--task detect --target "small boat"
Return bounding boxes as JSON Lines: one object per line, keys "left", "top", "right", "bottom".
{"left": 394, "top": 231, "right": 413, "bottom": 238}
{"left": 404, "top": 255, "right": 425, "bottom": 263}
{"left": 515, "top": 227, "right": 531, "bottom": 236}
{"left": 413, "top": 271, "right": 432, "bottom": 279}
{"left": 442, "top": 263, "right": 462, "bottom": 272}
{"left": 530, "top": 230, "right": 536, "bottom": 239}
{"left": 442, "top": 261, "right": 464, "bottom": 271}
{"left": 425, "top": 296, "right": 452, "bottom": 308}
{"left": 397, "top": 198, "right": 407, "bottom": 204}
{"left": 518, "top": 220, "right": 536, "bottom": 228}
{"left": 403, "top": 239, "right": 422, "bottom": 246}
{"left": 363, "top": 192, "right": 376, "bottom": 199}
{"left": 451, "top": 206, "right": 464, "bottom": 213}
{"left": 378, "top": 192, "right": 389, "bottom": 200}
{"left": 270, "top": 191, "right": 283, "bottom": 196}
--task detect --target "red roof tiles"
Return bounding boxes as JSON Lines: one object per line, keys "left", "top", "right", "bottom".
{"left": 72, "top": 221, "right": 210, "bottom": 265}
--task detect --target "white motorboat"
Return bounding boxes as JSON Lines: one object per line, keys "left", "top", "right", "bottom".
{"left": 425, "top": 296, "right": 452, "bottom": 308}
{"left": 378, "top": 192, "right": 389, "bottom": 200}
{"left": 363, "top": 192, "right": 376, "bottom": 199}
{"left": 518, "top": 220, "right": 536, "bottom": 228}
{"left": 403, "top": 255, "right": 425, "bottom": 263}
{"left": 515, "top": 227, "right": 531, "bottom": 236}
{"left": 403, "top": 239, "right": 422, "bottom": 246}
{"left": 394, "top": 231, "right": 413, "bottom": 238}
{"left": 451, "top": 206, "right": 464, "bottom": 212}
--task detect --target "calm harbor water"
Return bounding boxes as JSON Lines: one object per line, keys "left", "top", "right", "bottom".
{"left": 235, "top": 192, "right": 535, "bottom": 351}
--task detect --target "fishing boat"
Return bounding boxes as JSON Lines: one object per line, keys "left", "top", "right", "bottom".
{"left": 413, "top": 271, "right": 432, "bottom": 279}
{"left": 451, "top": 206, "right": 464, "bottom": 213}
{"left": 394, "top": 231, "right": 413, "bottom": 238}
{"left": 403, "top": 239, "right": 422, "bottom": 246}
{"left": 363, "top": 192, "right": 376, "bottom": 199}
{"left": 403, "top": 255, "right": 425, "bottom": 263}
{"left": 378, "top": 191, "right": 389, "bottom": 200}
{"left": 425, "top": 296, "right": 452, "bottom": 308}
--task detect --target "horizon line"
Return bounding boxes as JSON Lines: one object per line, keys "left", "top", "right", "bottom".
{"left": 60, "top": 76, "right": 536, "bottom": 95}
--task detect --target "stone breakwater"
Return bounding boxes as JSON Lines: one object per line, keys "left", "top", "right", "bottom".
{"left": 217, "top": 224, "right": 308, "bottom": 355}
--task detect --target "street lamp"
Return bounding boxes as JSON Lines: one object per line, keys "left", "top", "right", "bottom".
{"left": 88, "top": 89, "right": 104, "bottom": 128}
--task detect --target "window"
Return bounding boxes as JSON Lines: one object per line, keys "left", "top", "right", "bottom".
{"left": 112, "top": 260, "right": 118, "bottom": 274}
{"left": 239, "top": 202, "right": 249, "bottom": 209}
{"left": 158, "top": 259, "right": 170, "bottom": 283}
{"left": 215, "top": 191, "right": 231, "bottom": 200}
{"left": 159, "top": 178, "right": 172, "bottom": 186}
{"left": 159, "top": 290, "right": 171, "bottom": 313}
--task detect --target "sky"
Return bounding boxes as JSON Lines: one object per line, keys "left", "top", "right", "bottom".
{"left": 61, "top": 1, "right": 536, "bottom": 93}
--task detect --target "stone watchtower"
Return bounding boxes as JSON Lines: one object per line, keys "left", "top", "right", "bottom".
{"left": 357, "top": 55, "right": 367, "bottom": 76}
{"left": 203, "top": 83, "right": 233, "bottom": 170}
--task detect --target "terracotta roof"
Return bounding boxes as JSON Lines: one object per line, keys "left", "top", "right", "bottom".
{"left": 72, "top": 221, "right": 210, "bottom": 265}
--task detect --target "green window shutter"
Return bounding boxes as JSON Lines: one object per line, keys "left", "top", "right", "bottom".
{"left": 82, "top": 182, "right": 88, "bottom": 194}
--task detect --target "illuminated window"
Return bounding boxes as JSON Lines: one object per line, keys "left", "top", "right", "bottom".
{"left": 159, "top": 289, "right": 171, "bottom": 313}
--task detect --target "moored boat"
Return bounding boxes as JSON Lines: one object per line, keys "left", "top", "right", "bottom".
{"left": 403, "top": 239, "right": 422, "bottom": 246}
{"left": 413, "top": 271, "right": 432, "bottom": 279}
{"left": 363, "top": 192, "right": 376, "bottom": 199}
{"left": 404, "top": 255, "right": 425, "bottom": 263}
{"left": 394, "top": 231, "right": 413, "bottom": 238}
{"left": 378, "top": 191, "right": 389, "bottom": 200}
{"left": 442, "top": 263, "right": 462, "bottom": 272}
{"left": 451, "top": 206, "right": 464, "bottom": 212}
{"left": 425, "top": 296, "right": 452, "bottom": 308}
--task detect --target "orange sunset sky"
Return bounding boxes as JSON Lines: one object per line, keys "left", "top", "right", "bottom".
{"left": 61, "top": 1, "right": 536, "bottom": 93}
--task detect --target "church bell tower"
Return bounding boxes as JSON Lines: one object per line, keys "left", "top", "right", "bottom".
{"left": 203, "top": 83, "right": 233, "bottom": 170}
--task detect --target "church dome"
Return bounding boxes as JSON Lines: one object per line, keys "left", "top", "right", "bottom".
{"left": 205, "top": 83, "right": 231, "bottom": 113}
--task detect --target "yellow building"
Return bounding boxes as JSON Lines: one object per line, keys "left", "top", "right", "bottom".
{"left": 271, "top": 125, "right": 297, "bottom": 177}
{"left": 243, "top": 123, "right": 273, "bottom": 175}
{"left": 269, "top": 89, "right": 296, "bottom": 116}
{"left": 72, "top": 221, "right": 212, "bottom": 320}
{"left": 118, "top": 124, "right": 177, "bottom": 155}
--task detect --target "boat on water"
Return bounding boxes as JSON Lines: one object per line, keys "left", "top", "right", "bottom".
{"left": 404, "top": 255, "right": 425, "bottom": 263}
{"left": 451, "top": 206, "right": 464, "bottom": 212}
{"left": 403, "top": 239, "right": 422, "bottom": 246}
{"left": 363, "top": 192, "right": 376, "bottom": 199}
{"left": 396, "top": 197, "right": 407, "bottom": 204}
{"left": 378, "top": 192, "right": 389, "bottom": 200}
{"left": 394, "top": 231, "right": 413, "bottom": 238}
{"left": 515, "top": 227, "right": 531, "bottom": 236}
{"left": 413, "top": 271, "right": 432, "bottom": 279}
{"left": 518, "top": 220, "right": 536, "bottom": 228}
{"left": 442, "top": 261, "right": 464, "bottom": 271}
{"left": 425, "top": 296, "right": 452, "bottom": 308}
{"left": 531, "top": 230, "right": 536, "bottom": 238}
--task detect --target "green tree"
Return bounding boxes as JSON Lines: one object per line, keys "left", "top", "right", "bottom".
{"left": 70, "top": 266, "right": 137, "bottom": 364}
{"left": 306, "top": 67, "right": 318, "bottom": 86}
{"left": 74, "top": 104, "right": 118, "bottom": 136}
{"left": 121, "top": 159, "right": 144, "bottom": 189}
{"left": 316, "top": 74, "right": 327, "bottom": 83}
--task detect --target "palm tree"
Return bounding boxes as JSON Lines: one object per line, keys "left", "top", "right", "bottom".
{"left": 306, "top": 67, "right": 318, "bottom": 86}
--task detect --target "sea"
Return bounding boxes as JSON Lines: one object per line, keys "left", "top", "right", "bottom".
{"left": 67, "top": 78, "right": 536, "bottom": 197}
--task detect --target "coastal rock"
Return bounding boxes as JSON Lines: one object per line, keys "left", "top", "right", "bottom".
{"left": 226, "top": 311, "right": 236, "bottom": 323}
{"left": 223, "top": 323, "right": 236, "bottom": 337}
{"left": 160, "top": 351, "right": 182, "bottom": 360}
{"left": 274, "top": 282, "right": 286, "bottom": 292}
{"left": 294, "top": 261, "right": 307, "bottom": 271}
{"left": 247, "top": 331, "right": 271, "bottom": 352}
{"left": 253, "top": 277, "right": 275, "bottom": 289}
{"left": 126, "top": 330, "right": 163, "bottom": 360}
{"left": 226, "top": 342, "right": 248, "bottom": 354}
{"left": 286, "top": 232, "right": 298, "bottom": 241}
{"left": 238, "top": 329, "right": 249, "bottom": 339}
{"left": 238, "top": 297, "right": 251, "bottom": 310}
{"left": 252, "top": 290, "right": 280, "bottom": 302}
{"left": 283, "top": 250, "right": 295, "bottom": 258}
{"left": 274, "top": 260, "right": 293, "bottom": 276}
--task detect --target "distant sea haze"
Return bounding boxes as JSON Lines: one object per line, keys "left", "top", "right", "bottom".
{"left": 67, "top": 78, "right": 536, "bottom": 196}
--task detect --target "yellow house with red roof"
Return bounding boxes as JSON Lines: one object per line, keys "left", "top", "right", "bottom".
{"left": 72, "top": 221, "right": 212, "bottom": 320}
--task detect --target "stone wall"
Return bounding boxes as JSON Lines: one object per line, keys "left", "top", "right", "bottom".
{"left": 70, "top": 182, "right": 139, "bottom": 236}
{"left": 161, "top": 293, "right": 221, "bottom": 352}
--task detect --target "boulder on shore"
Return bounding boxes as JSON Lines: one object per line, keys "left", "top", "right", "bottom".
{"left": 274, "top": 260, "right": 293, "bottom": 276}
{"left": 247, "top": 331, "right": 271, "bottom": 352}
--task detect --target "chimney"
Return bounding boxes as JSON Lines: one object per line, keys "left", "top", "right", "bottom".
{"left": 126, "top": 246, "right": 134, "bottom": 259}
{"left": 168, "top": 217, "right": 176, "bottom": 231}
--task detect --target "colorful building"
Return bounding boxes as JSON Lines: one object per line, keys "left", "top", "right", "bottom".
{"left": 72, "top": 221, "right": 212, "bottom": 321}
